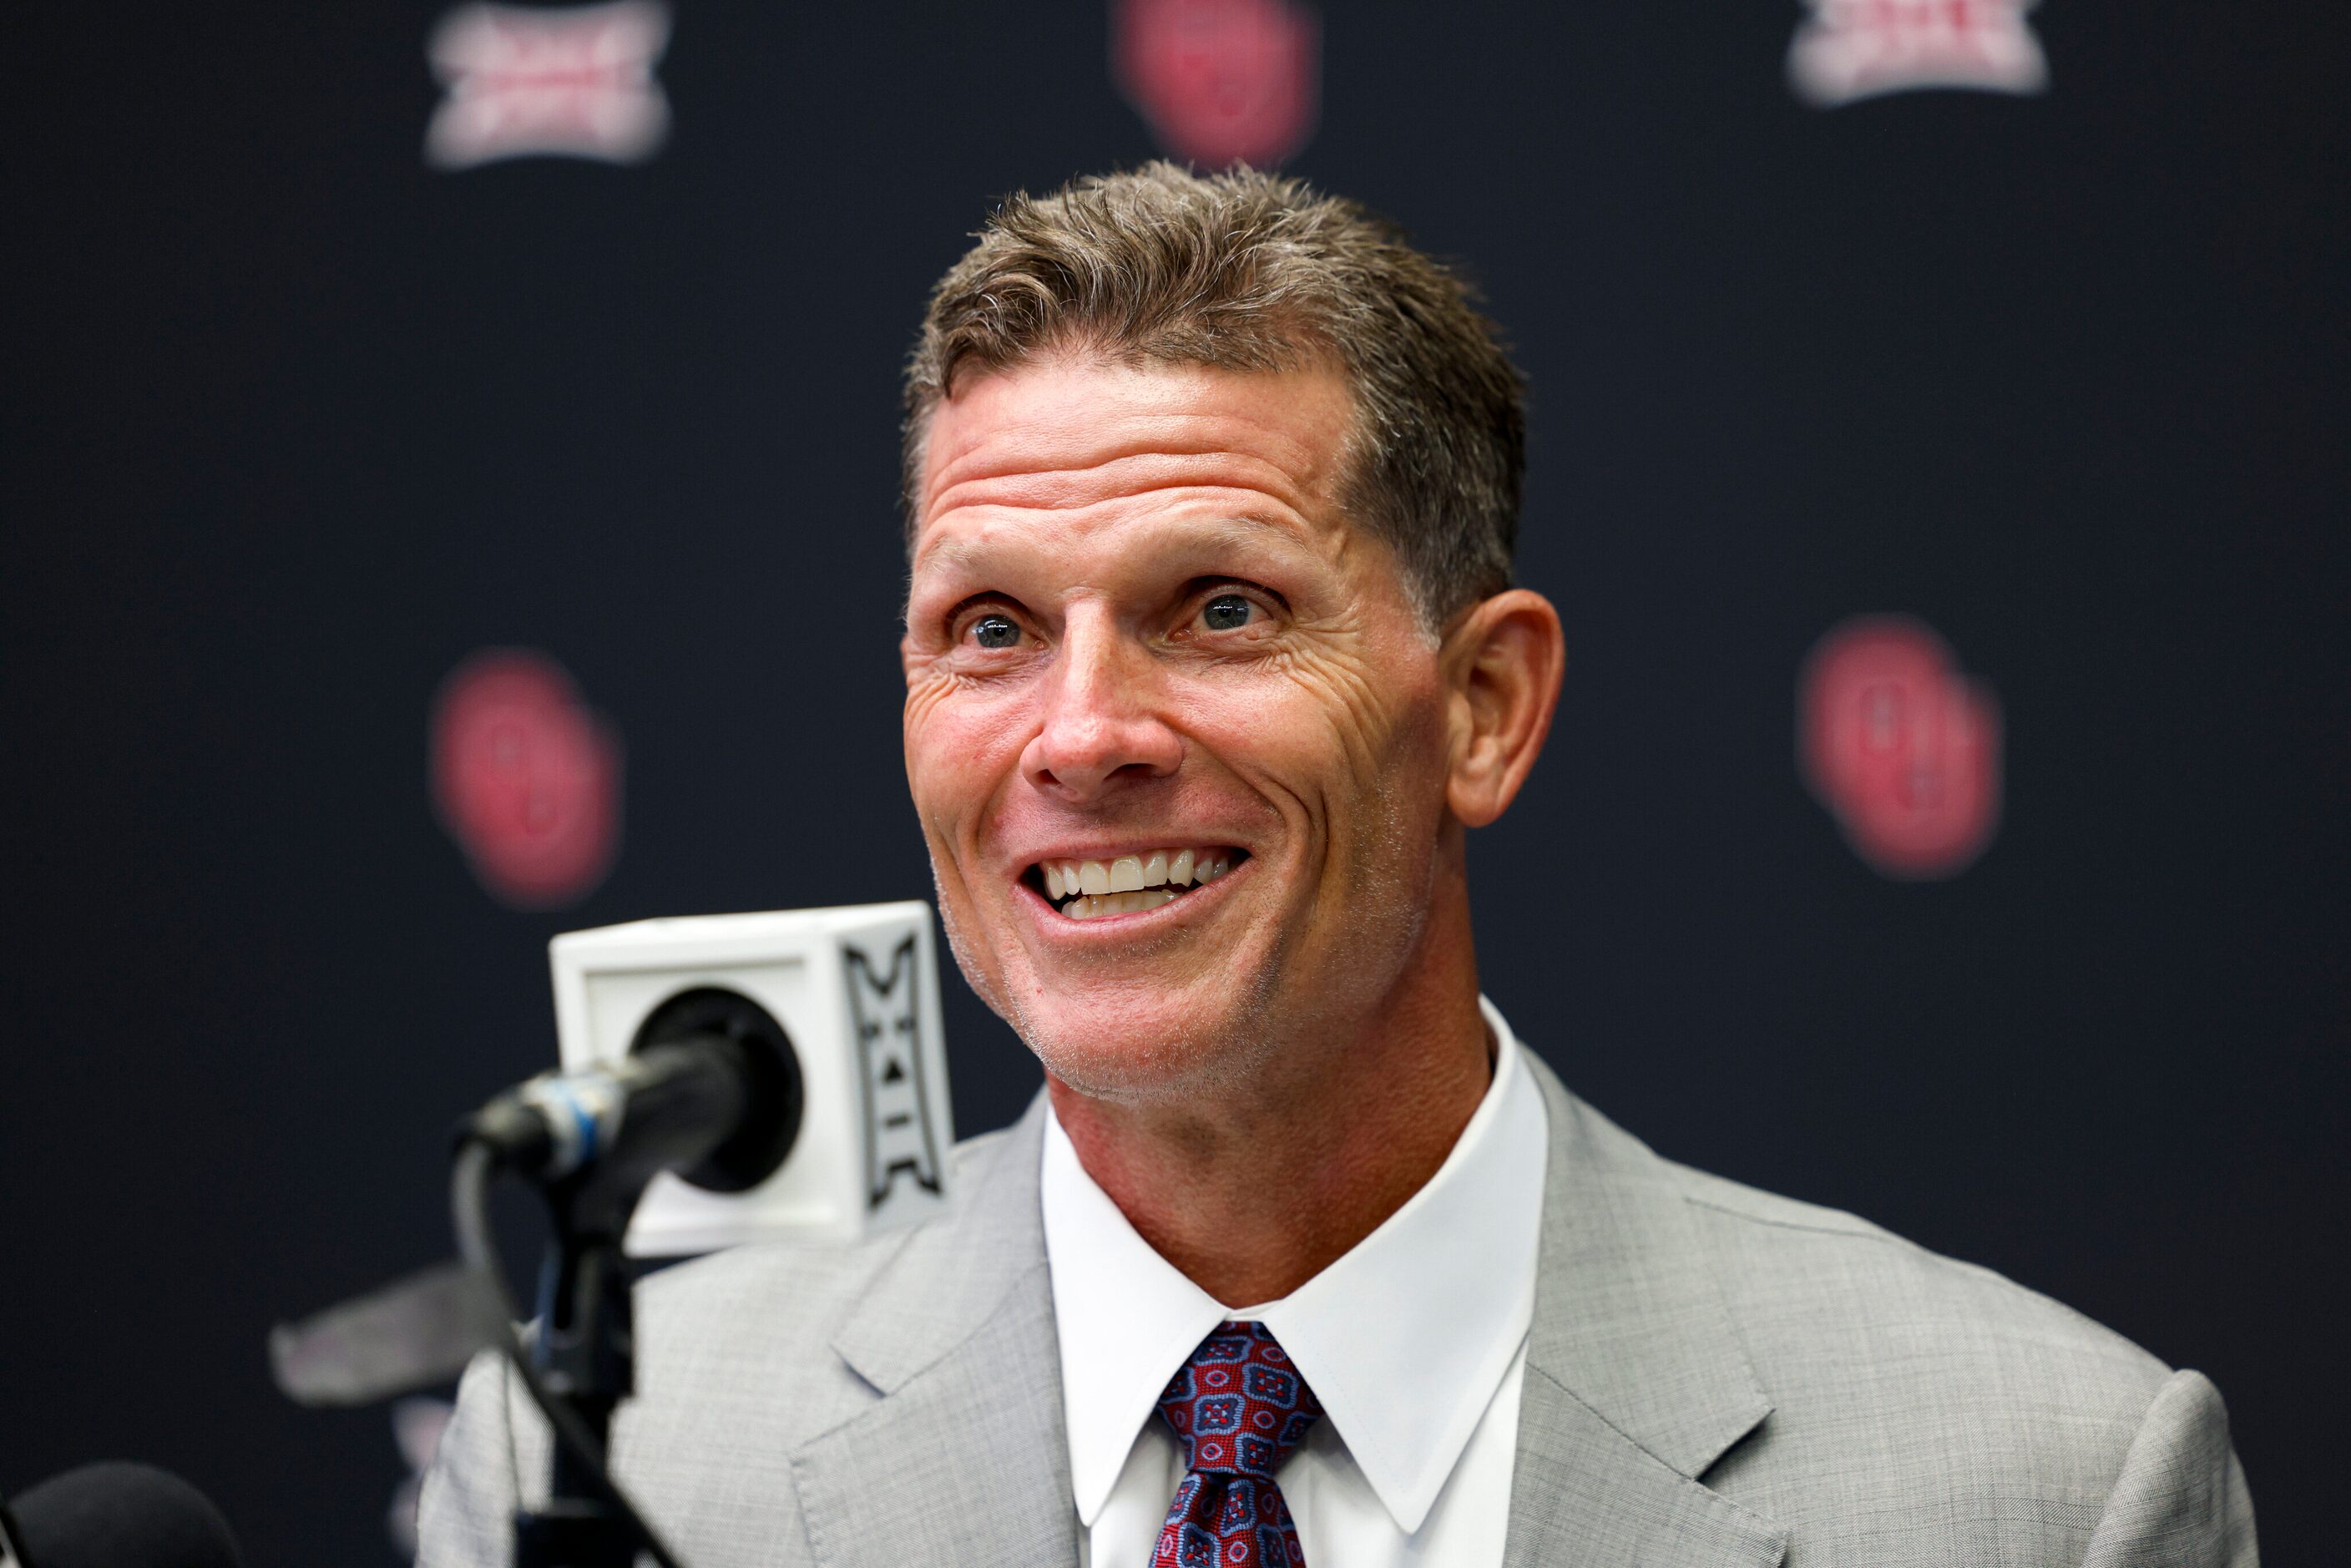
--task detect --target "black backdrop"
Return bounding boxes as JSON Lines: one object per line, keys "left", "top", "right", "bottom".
{"left": 4, "top": 2, "right": 2343, "bottom": 1562}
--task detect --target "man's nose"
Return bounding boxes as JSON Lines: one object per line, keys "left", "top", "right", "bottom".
{"left": 1021, "top": 615, "right": 1182, "bottom": 802}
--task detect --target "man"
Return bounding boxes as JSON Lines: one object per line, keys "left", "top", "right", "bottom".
{"left": 421, "top": 164, "right": 2257, "bottom": 1566}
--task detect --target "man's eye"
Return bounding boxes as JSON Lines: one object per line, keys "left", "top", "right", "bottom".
{"left": 968, "top": 614, "right": 1022, "bottom": 650}
{"left": 1201, "top": 594, "right": 1256, "bottom": 632}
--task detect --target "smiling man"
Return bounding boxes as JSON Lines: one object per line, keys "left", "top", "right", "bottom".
{"left": 421, "top": 165, "right": 2255, "bottom": 1567}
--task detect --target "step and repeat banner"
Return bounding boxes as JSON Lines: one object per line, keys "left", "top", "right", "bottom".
{"left": 4, "top": 2, "right": 2341, "bottom": 1563}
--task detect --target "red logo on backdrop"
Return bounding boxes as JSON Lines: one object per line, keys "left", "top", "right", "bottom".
{"left": 431, "top": 650, "right": 622, "bottom": 908}
{"left": 1787, "top": 0, "right": 2047, "bottom": 109}
{"left": 1114, "top": 0, "right": 1319, "bottom": 169}
{"left": 423, "top": 1, "right": 671, "bottom": 170}
{"left": 1799, "top": 616, "right": 2001, "bottom": 878}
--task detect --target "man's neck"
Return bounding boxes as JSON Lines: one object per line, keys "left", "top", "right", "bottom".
{"left": 1046, "top": 930, "right": 1493, "bottom": 1308}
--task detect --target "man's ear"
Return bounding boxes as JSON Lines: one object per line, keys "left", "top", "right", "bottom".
{"left": 1440, "top": 589, "right": 1565, "bottom": 828}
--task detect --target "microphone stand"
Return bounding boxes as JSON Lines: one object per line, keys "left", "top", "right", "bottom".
{"left": 454, "top": 1011, "right": 794, "bottom": 1568}
{"left": 513, "top": 1166, "right": 649, "bottom": 1568}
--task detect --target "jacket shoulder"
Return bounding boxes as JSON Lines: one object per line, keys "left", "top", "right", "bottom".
{"left": 1662, "top": 1159, "right": 2214, "bottom": 1563}
{"left": 634, "top": 1119, "right": 1028, "bottom": 1374}
{"left": 1668, "top": 1155, "right": 2169, "bottom": 1389}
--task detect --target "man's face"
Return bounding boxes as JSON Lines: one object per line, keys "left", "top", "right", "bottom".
{"left": 902, "top": 356, "right": 1456, "bottom": 1101}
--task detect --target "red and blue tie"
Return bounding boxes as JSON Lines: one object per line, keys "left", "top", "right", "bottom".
{"left": 1152, "top": 1321, "right": 1323, "bottom": 1568}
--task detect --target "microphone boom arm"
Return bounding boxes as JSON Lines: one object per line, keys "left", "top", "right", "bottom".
{"left": 445, "top": 984, "right": 801, "bottom": 1568}
{"left": 451, "top": 1141, "right": 687, "bottom": 1568}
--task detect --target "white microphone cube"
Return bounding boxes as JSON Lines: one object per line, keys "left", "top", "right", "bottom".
{"left": 548, "top": 902, "right": 954, "bottom": 1257}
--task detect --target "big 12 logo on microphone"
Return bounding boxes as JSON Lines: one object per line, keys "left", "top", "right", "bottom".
{"left": 1113, "top": 0, "right": 1318, "bottom": 169}
{"left": 1799, "top": 615, "right": 2001, "bottom": 878}
{"left": 845, "top": 934, "right": 945, "bottom": 1209}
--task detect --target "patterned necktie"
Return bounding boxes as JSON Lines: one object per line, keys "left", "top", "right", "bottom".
{"left": 1153, "top": 1320, "right": 1324, "bottom": 1568}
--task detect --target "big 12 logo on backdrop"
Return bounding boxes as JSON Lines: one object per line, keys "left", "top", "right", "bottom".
{"left": 424, "top": 0, "right": 672, "bottom": 169}
{"left": 1799, "top": 615, "right": 2002, "bottom": 878}
{"left": 430, "top": 649, "right": 623, "bottom": 908}
{"left": 1787, "top": 0, "right": 2047, "bottom": 109}
{"left": 1113, "top": 0, "right": 1318, "bottom": 169}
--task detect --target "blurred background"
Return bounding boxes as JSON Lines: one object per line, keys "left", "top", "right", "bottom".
{"left": 3, "top": 0, "right": 2343, "bottom": 1560}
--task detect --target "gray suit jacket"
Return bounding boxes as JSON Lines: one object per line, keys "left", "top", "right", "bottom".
{"left": 418, "top": 1054, "right": 2257, "bottom": 1565}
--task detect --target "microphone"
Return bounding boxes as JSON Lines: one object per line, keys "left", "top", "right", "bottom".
{"left": 269, "top": 903, "right": 957, "bottom": 1413}
{"left": 0, "top": 1464, "right": 241, "bottom": 1568}
{"left": 543, "top": 902, "right": 957, "bottom": 1256}
{"left": 271, "top": 905, "right": 953, "bottom": 1568}
{"left": 460, "top": 985, "right": 803, "bottom": 1196}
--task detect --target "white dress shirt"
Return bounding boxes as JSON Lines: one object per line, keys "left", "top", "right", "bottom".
{"left": 1041, "top": 997, "right": 1549, "bottom": 1568}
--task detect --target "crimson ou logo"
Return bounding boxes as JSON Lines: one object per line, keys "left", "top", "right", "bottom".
{"left": 1798, "top": 616, "right": 2001, "bottom": 879}
{"left": 430, "top": 650, "right": 622, "bottom": 908}
{"left": 1113, "top": 0, "right": 1318, "bottom": 169}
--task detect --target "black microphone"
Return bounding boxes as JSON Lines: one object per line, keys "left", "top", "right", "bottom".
{"left": 458, "top": 984, "right": 803, "bottom": 1197}
{"left": 0, "top": 1464, "right": 240, "bottom": 1568}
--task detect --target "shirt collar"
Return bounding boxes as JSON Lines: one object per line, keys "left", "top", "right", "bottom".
{"left": 1041, "top": 996, "right": 1550, "bottom": 1535}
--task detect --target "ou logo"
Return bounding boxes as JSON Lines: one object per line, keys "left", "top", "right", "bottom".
{"left": 1113, "top": 0, "right": 1319, "bottom": 170}
{"left": 1799, "top": 616, "right": 2001, "bottom": 879}
{"left": 430, "top": 649, "right": 623, "bottom": 908}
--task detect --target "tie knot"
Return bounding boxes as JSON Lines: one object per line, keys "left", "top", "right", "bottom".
{"left": 1155, "top": 1321, "right": 1323, "bottom": 1480}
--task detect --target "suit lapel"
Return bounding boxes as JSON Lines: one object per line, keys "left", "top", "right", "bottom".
{"left": 1505, "top": 1056, "right": 1786, "bottom": 1567}
{"left": 791, "top": 1098, "right": 1082, "bottom": 1568}
{"left": 1505, "top": 1367, "right": 1784, "bottom": 1568}
{"left": 786, "top": 1059, "right": 1785, "bottom": 1566}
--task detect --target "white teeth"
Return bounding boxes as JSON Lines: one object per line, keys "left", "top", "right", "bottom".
{"left": 1062, "top": 888, "right": 1180, "bottom": 920}
{"left": 1038, "top": 847, "right": 1240, "bottom": 911}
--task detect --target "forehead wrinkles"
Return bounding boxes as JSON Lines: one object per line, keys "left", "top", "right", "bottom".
{"left": 926, "top": 465, "right": 1313, "bottom": 567}
{"left": 918, "top": 358, "right": 1352, "bottom": 508}
{"left": 917, "top": 454, "right": 1337, "bottom": 582}
{"left": 924, "top": 426, "right": 1332, "bottom": 518}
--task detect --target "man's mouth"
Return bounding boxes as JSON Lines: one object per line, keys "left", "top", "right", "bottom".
{"left": 1026, "top": 847, "right": 1247, "bottom": 921}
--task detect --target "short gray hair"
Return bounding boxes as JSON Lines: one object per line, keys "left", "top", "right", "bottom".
{"left": 902, "top": 163, "right": 1526, "bottom": 625}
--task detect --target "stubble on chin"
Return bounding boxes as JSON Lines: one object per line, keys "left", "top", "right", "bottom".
{"left": 937, "top": 877, "right": 1296, "bottom": 1108}
{"left": 1023, "top": 951, "right": 1291, "bottom": 1109}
